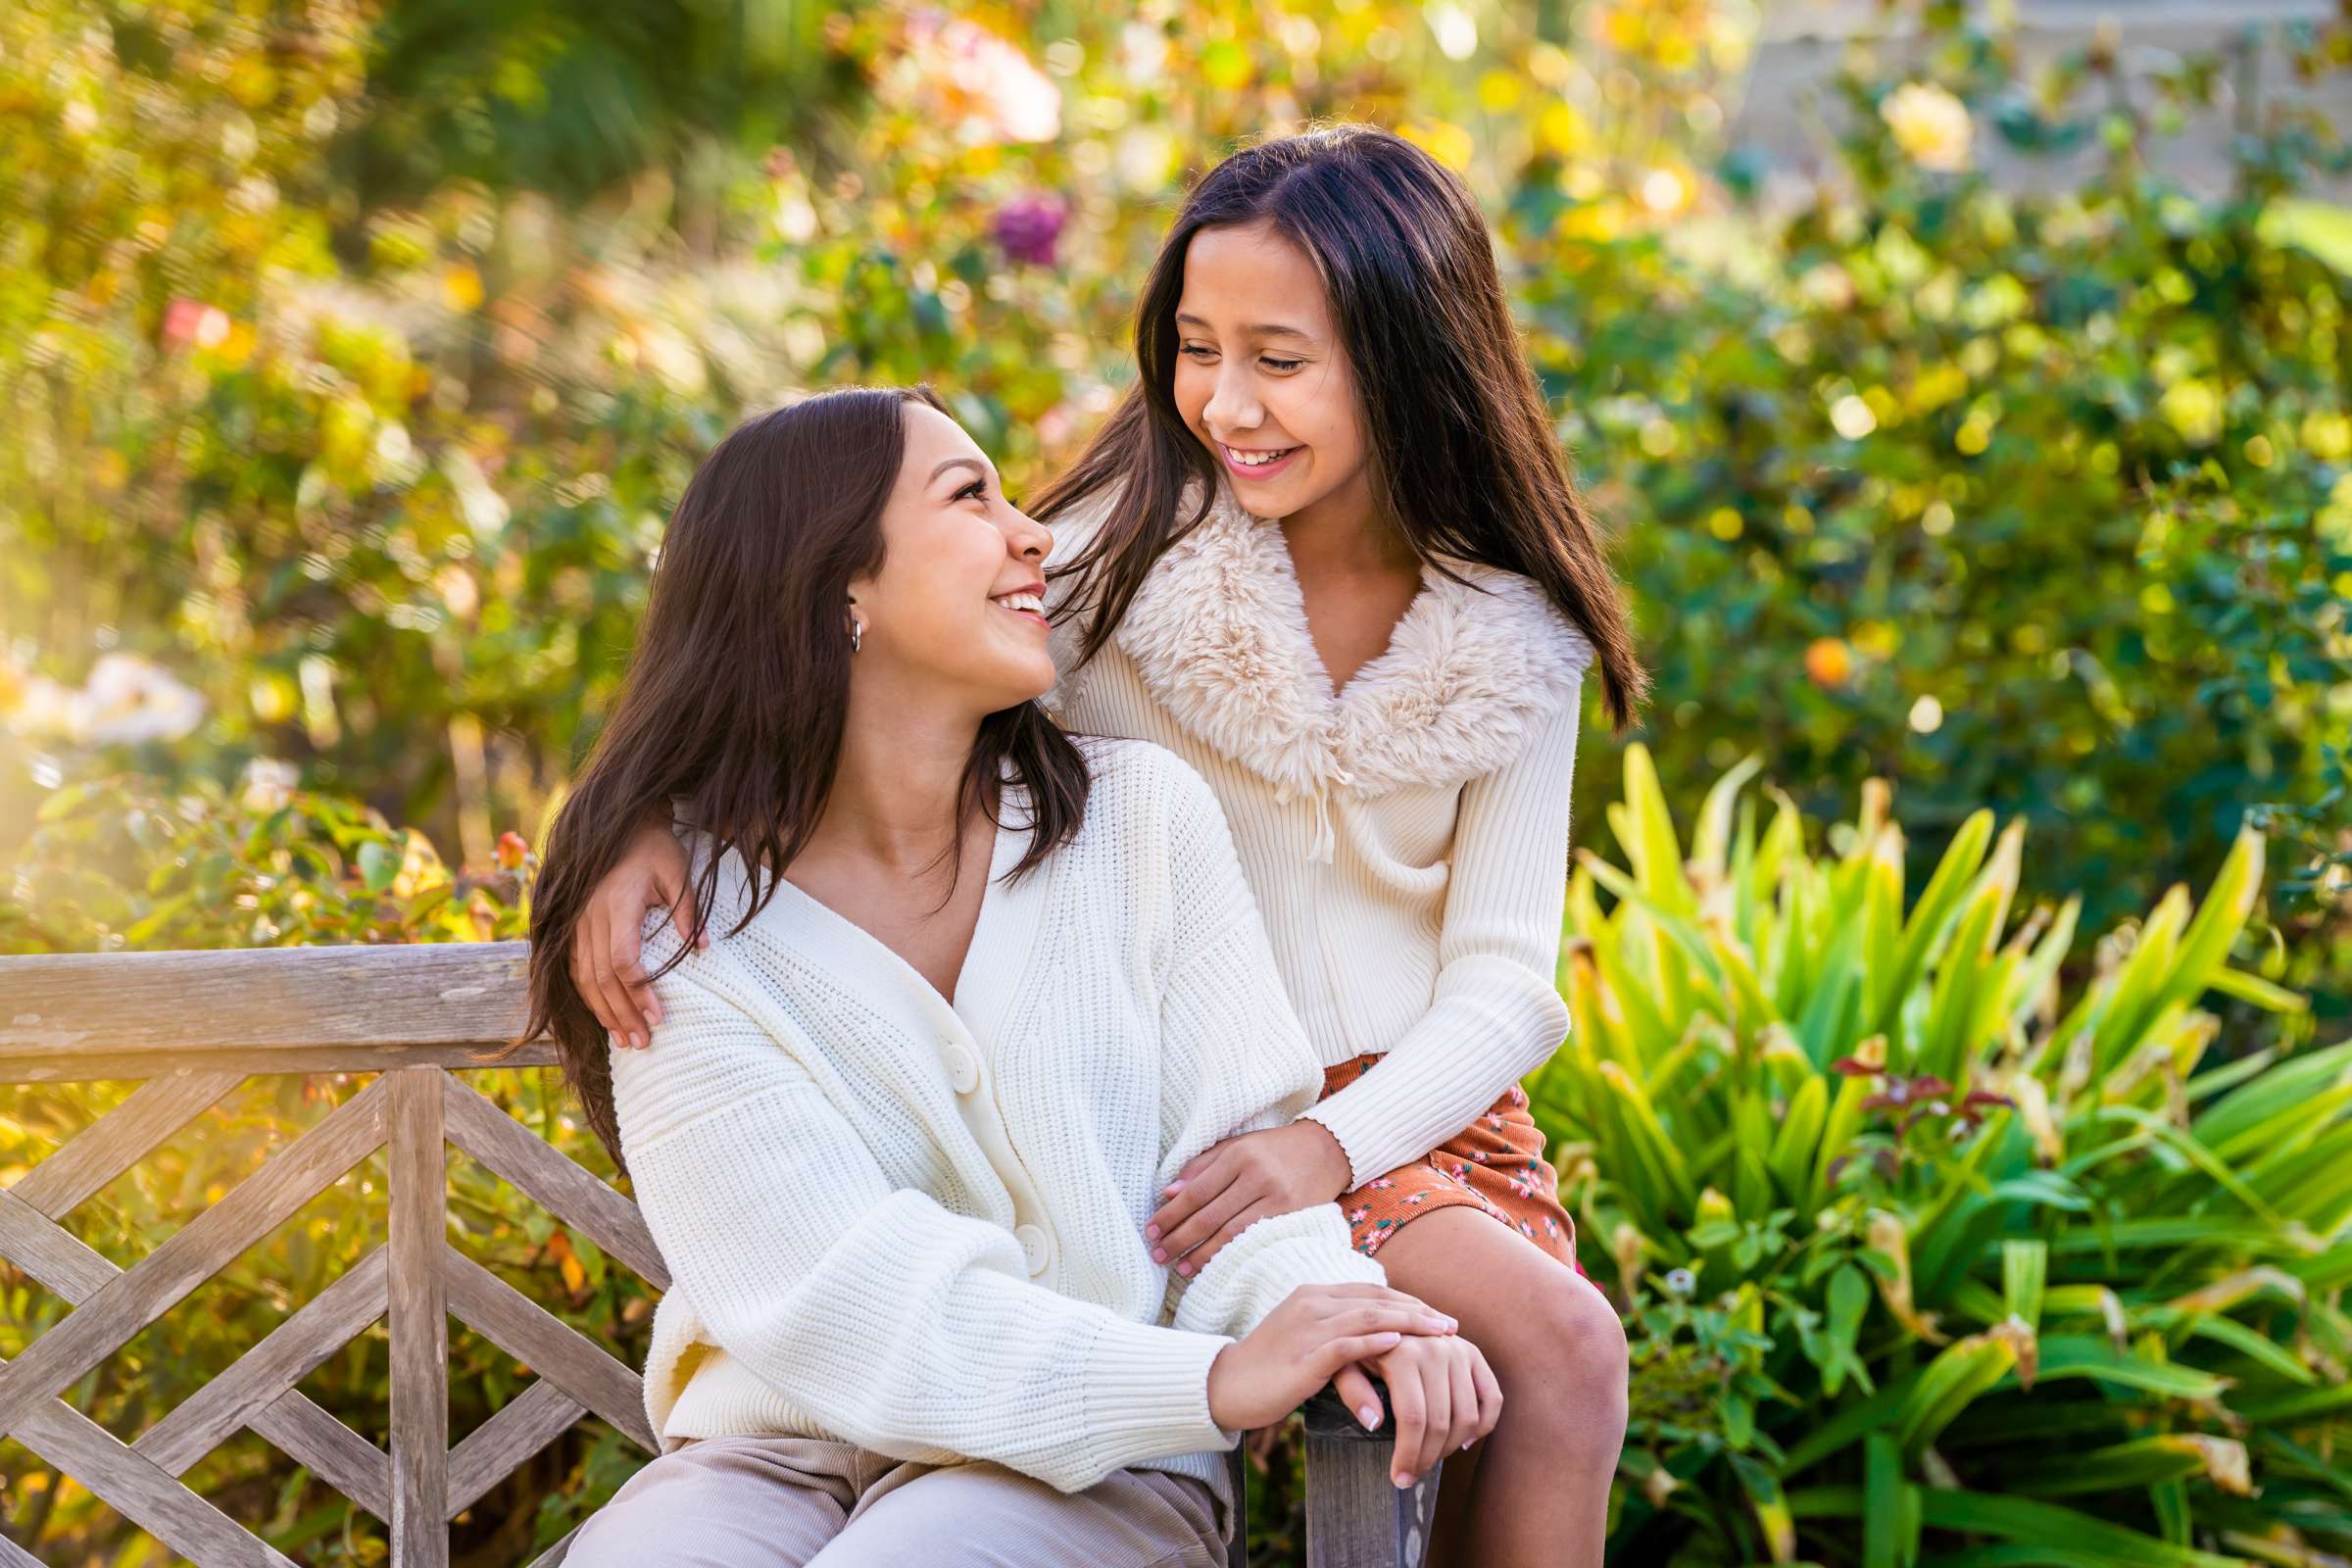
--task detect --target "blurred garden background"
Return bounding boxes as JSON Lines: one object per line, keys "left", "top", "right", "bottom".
{"left": 4, "top": 0, "right": 2351, "bottom": 1562}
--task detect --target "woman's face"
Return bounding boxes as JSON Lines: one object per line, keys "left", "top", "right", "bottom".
{"left": 1170, "top": 219, "right": 1370, "bottom": 522}
{"left": 847, "top": 403, "right": 1055, "bottom": 714}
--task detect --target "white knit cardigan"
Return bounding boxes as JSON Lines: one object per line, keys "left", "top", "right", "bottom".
{"left": 1044, "top": 474, "right": 1595, "bottom": 1191}
{"left": 613, "top": 739, "right": 1387, "bottom": 1495}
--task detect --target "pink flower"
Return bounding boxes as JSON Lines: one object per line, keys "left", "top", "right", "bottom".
{"left": 992, "top": 194, "right": 1067, "bottom": 267}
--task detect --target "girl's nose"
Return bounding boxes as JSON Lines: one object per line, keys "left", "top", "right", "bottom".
{"left": 1202, "top": 368, "right": 1265, "bottom": 437}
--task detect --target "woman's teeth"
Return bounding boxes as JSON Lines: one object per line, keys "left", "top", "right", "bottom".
{"left": 995, "top": 591, "right": 1045, "bottom": 613}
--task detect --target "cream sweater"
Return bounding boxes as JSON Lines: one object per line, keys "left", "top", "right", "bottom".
{"left": 612, "top": 739, "right": 1387, "bottom": 1495}
{"left": 1044, "top": 475, "right": 1594, "bottom": 1191}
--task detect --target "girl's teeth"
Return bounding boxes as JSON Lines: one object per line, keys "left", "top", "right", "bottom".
{"left": 1230, "top": 446, "right": 1295, "bottom": 467}
{"left": 997, "top": 592, "right": 1044, "bottom": 612}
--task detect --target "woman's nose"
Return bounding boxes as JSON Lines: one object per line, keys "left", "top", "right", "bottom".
{"left": 1005, "top": 505, "right": 1053, "bottom": 562}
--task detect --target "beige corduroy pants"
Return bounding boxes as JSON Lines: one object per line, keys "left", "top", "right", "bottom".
{"left": 561, "top": 1433, "right": 1234, "bottom": 1567}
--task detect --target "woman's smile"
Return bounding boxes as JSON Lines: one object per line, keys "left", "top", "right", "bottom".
{"left": 991, "top": 583, "right": 1050, "bottom": 627}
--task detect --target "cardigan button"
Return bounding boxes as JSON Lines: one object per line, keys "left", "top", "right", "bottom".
{"left": 943, "top": 1042, "right": 980, "bottom": 1094}
{"left": 1014, "top": 1222, "right": 1052, "bottom": 1277}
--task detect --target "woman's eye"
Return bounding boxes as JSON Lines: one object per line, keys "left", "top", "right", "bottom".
{"left": 956, "top": 479, "right": 988, "bottom": 502}
{"left": 1262, "top": 357, "right": 1303, "bottom": 372}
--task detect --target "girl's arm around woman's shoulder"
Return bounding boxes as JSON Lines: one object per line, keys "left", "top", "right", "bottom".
{"left": 1105, "top": 744, "right": 1390, "bottom": 1339}
{"left": 608, "top": 933, "right": 1237, "bottom": 1494}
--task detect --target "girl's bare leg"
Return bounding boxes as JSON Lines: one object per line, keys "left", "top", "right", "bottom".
{"left": 1370, "top": 1207, "right": 1628, "bottom": 1568}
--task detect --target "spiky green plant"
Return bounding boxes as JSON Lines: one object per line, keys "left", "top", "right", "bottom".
{"left": 1541, "top": 747, "right": 2343, "bottom": 1568}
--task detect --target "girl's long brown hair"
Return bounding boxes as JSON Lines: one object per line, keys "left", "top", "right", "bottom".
{"left": 494, "top": 385, "right": 1091, "bottom": 1173}
{"left": 1032, "top": 122, "right": 1647, "bottom": 730}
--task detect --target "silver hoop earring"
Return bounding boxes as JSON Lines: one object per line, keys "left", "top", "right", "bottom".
{"left": 850, "top": 619, "right": 863, "bottom": 654}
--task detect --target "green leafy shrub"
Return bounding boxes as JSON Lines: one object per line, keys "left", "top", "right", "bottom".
{"left": 1536, "top": 747, "right": 2341, "bottom": 1566}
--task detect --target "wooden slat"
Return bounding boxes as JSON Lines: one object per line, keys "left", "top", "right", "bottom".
{"left": 0, "top": 1075, "right": 389, "bottom": 1441}
{"left": 9, "top": 1071, "right": 246, "bottom": 1217}
{"left": 0, "top": 1184, "right": 119, "bottom": 1298}
{"left": 0, "top": 1529, "right": 44, "bottom": 1568}
{"left": 0, "top": 1363, "right": 300, "bottom": 1568}
{"left": 0, "top": 943, "right": 532, "bottom": 1057}
{"left": 444, "top": 1380, "right": 586, "bottom": 1520}
{"left": 440, "top": 1246, "right": 657, "bottom": 1454}
{"left": 526, "top": 1522, "right": 586, "bottom": 1568}
{"left": 136, "top": 1247, "right": 391, "bottom": 1474}
{"left": 441, "top": 1075, "right": 669, "bottom": 1290}
{"left": 388, "top": 1068, "right": 450, "bottom": 1568}
{"left": 246, "top": 1391, "right": 393, "bottom": 1522}
{"left": 1, "top": 1178, "right": 392, "bottom": 1522}
{"left": 0, "top": 1043, "right": 557, "bottom": 1086}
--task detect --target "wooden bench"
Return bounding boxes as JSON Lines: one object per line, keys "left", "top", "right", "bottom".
{"left": 0, "top": 943, "right": 1440, "bottom": 1568}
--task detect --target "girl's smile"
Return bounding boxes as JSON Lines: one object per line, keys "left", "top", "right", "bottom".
{"left": 1217, "top": 441, "right": 1304, "bottom": 481}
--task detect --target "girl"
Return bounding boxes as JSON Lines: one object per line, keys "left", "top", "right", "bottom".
{"left": 517, "top": 386, "right": 1494, "bottom": 1567}
{"left": 573, "top": 125, "right": 1642, "bottom": 1566}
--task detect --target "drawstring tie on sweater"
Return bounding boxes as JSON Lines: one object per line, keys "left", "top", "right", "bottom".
{"left": 1305, "top": 766, "right": 1353, "bottom": 863}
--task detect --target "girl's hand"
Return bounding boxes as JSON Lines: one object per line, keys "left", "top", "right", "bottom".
{"left": 1204, "top": 1283, "right": 1458, "bottom": 1434}
{"left": 571, "top": 812, "right": 702, "bottom": 1050}
{"left": 1148, "top": 1121, "right": 1354, "bottom": 1276}
{"left": 1360, "top": 1333, "right": 1504, "bottom": 1489}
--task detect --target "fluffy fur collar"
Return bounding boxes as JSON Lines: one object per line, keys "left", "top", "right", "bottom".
{"left": 1110, "top": 479, "right": 1595, "bottom": 803}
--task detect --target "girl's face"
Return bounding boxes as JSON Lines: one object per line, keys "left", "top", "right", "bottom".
{"left": 1171, "top": 220, "right": 1370, "bottom": 522}
{"left": 848, "top": 403, "right": 1055, "bottom": 714}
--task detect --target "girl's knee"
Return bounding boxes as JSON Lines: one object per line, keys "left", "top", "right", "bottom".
{"left": 1507, "top": 1272, "right": 1630, "bottom": 1423}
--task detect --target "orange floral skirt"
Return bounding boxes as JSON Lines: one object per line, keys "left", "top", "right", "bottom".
{"left": 1319, "top": 1051, "right": 1582, "bottom": 1275}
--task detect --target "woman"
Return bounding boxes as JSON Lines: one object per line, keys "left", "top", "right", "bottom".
{"left": 514, "top": 385, "right": 1496, "bottom": 1566}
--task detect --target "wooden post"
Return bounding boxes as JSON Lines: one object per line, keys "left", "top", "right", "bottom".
{"left": 1300, "top": 1385, "right": 1442, "bottom": 1568}
{"left": 387, "top": 1067, "right": 449, "bottom": 1568}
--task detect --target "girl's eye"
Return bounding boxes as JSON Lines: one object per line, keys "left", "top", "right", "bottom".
{"left": 1179, "top": 343, "right": 1216, "bottom": 360}
{"left": 1261, "top": 357, "right": 1303, "bottom": 372}
{"left": 956, "top": 478, "right": 988, "bottom": 503}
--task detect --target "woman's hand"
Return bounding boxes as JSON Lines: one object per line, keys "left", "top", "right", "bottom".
{"left": 1359, "top": 1332, "right": 1504, "bottom": 1489}
{"left": 1148, "top": 1121, "right": 1353, "bottom": 1276}
{"left": 570, "top": 812, "right": 703, "bottom": 1050}
{"left": 1204, "top": 1283, "right": 1458, "bottom": 1434}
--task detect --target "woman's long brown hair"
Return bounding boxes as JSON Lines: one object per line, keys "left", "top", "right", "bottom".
{"left": 492, "top": 385, "right": 1092, "bottom": 1174}
{"left": 1031, "top": 122, "right": 1648, "bottom": 731}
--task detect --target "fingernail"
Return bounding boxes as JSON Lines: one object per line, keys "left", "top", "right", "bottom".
{"left": 1145, "top": 1224, "right": 1159, "bottom": 1240}
{"left": 1151, "top": 1248, "right": 1167, "bottom": 1262}
{"left": 1395, "top": 1473, "right": 1415, "bottom": 1490}
{"left": 1460, "top": 1440, "right": 1474, "bottom": 1451}
{"left": 1176, "top": 1261, "right": 1193, "bottom": 1276}
{"left": 1165, "top": 1180, "right": 1184, "bottom": 1193}
{"left": 648, "top": 1005, "right": 663, "bottom": 1025}
{"left": 1358, "top": 1404, "right": 1380, "bottom": 1429}
{"left": 608, "top": 1031, "right": 619, "bottom": 1050}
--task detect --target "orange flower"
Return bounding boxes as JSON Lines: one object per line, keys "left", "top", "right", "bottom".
{"left": 1805, "top": 637, "right": 1854, "bottom": 687}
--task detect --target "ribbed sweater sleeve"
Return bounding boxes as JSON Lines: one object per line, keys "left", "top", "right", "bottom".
{"left": 1146, "top": 761, "right": 1388, "bottom": 1347}
{"left": 610, "top": 955, "right": 1236, "bottom": 1494}
{"left": 1298, "top": 678, "right": 1585, "bottom": 1188}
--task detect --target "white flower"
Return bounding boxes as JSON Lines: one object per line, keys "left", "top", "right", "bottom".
{"left": 1882, "top": 81, "right": 1972, "bottom": 173}
{"left": 239, "top": 757, "right": 301, "bottom": 811}
{"left": 1662, "top": 1267, "right": 1697, "bottom": 1297}
{"left": 70, "top": 653, "right": 207, "bottom": 746}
